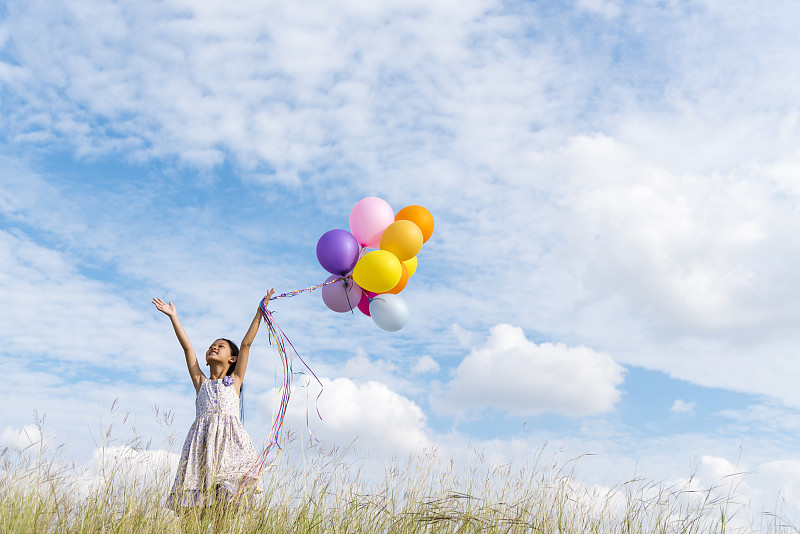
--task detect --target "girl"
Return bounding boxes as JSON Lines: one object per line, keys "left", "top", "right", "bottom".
{"left": 152, "top": 289, "right": 275, "bottom": 510}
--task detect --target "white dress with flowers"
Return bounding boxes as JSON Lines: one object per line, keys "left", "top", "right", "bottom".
{"left": 168, "top": 377, "right": 262, "bottom": 508}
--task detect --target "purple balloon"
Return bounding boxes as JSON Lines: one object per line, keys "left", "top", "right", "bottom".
{"left": 321, "top": 275, "right": 361, "bottom": 313}
{"left": 316, "top": 229, "right": 360, "bottom": 275}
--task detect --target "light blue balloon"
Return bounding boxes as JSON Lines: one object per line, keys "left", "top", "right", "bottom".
{"left": 369, "top": 294, "right": 409, "bottom": 331}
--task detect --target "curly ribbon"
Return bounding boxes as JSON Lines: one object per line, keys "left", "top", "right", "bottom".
{"left": 231, "top": 278, "right": 352, "bottom": 502}
{"left": 270, "top": 276, "right": 346, "bottom": 300}
{"left": 234, "top": 300, "right": 324, "bottom": 498}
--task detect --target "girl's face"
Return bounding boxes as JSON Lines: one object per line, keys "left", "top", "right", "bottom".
{"left": 206, "top": 339, "right": 236, "bottom": 366}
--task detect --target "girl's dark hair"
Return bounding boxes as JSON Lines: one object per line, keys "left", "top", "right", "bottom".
{"left": 219, "top": 338, "right": 245, "bottom": 421}
{"left": 219, "top": 338, "right": 240, "bottom": 375}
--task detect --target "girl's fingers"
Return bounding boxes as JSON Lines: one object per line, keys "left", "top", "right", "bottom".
{"left": 152, "top": 297, "right": 172, "bottom": 312}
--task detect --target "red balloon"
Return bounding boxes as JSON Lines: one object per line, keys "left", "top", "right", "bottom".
{"left": 357, "top": 291, "right": 377, "bottom": 316}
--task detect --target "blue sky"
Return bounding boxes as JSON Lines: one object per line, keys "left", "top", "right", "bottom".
{"left": 4, "top": 0, "right": 800, "bottom": 523}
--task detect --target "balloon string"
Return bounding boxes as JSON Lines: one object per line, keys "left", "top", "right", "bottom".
{"left": 261, "top": 302, "right": 323, "bottom": 442}
{"left": 343, "top": 277, "right": 356, "bottom": 315}
{"left": 231, "top": 302, "right": 324, "bottom": 504}
{"left": 263, "top": 305, "right": 325, "bottom": 423}
{"left": 270, "top": 277, "right": 347, "bottom": 300}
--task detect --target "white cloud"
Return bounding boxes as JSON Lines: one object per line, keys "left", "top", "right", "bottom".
{"left": 697, "top": 455, "right": 743, "bottom": 485}
{"left": 760, "top": 460, "right": 800, "bottom": 510}
{"left": 0, "top": 0, "right": 499, "bottom": 175}
{"left": 555, "top": 134, "right": 792, "bottom": 334}
{"left": 7, "top": 0, "right": 800, "bottom": 414}
{"left": 259, "top": 377, "right": 429, "bottom": 454}
{"left": 84, "top": 445, "right": 179, "bottom": 494}
{"left": 338, "top": 350, "right": 399, "bottom": 385}
{"left": 292, "top": 347, "right": 436, "bottom": 400}
{"left": 412, "top": 355, "right": 439, "bottom": 374}
{"left": 432, "top": 428, "right": 800, "bottom": 528}
{"left": 451, "top": 324, "right": 473, "bottom": 347}
{"left": 716, "top": 402, "right": 800, "bottom": 436}
{"left": 575, "top": 0, "right": 622, "bottom": 19}
{"left": 670, "top": 399, "right": 695, "bottom": 415}
{"left": 1, "top": 424, "right": 44, "bottom": 451}
{"left": 523, "top": 133, "right": 800, "bottom": 404}
{"left": 434, "top": 324, "right": 626, "bottom": 417}
{"left": 4, "top": 1, "right": 800, "bottom": 523}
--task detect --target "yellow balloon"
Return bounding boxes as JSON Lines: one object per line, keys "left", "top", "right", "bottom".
{"left": 379, "top": 220, "right": 423, "bottom": 262}
{"left": 352, "top": 250, "right": 402, "bottom": 293}
{"left": 403, "top": 256, "right": 417, "bottom": 278}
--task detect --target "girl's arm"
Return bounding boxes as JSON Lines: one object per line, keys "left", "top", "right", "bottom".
{"left": 233, "top": 289, "right": 275, "bottom": 389}
{"left": 152, "top": 298, "right": 205, "bottom": 392}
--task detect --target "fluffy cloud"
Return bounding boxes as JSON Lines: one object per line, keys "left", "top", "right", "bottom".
{"left": 1, "top": 424, "right": 44, "bottom": 451}
{"left": 84, "top": 445, "right": 179, "bottom": 493}
{"left": 555, "top": 134, "right": 800, "bottom": 336}
{"left": 760, "top": 460, "right": 800, "bottom": 508}
{"left": 7, "top": 0, "right": 800, "bottom": 411}
{"left": 258, "top": 377, "right": 429, "bottom": 454}
{"left": 412, "top": 355, "right": 440, "bottom": 374}
{"left": 0, "top": 0, "right": 497, "bottom": 177}
{"left": 4, "top": 0, "right": 800, "bottom": 520}
{"left": 670, "top": 399, "right": 695, "bottom": 415}
{"left": 434, "top": 324, "right": 625, "bottom": 417}
{"left": 529, "top": 134, "right": 800, "bottom": 405}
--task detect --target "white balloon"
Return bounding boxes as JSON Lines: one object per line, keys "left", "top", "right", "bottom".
{"left": 369, "top": 294, "right": 409, "bottom": 331}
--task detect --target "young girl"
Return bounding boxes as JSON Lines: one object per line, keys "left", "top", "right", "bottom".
{"left": 152, "top": 289, "right": 275, "bottom": 510}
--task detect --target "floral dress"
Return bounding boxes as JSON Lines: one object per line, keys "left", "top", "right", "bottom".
{"left": 168, "top": 376, "right": 262, "bottom": 508}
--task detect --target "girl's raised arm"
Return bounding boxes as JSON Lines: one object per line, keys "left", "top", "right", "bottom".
{"left": 152, "top": 298, "right": 205, "bottom": 392}
{"left": 233, "top": 289, "right": 275, "bottom": 389}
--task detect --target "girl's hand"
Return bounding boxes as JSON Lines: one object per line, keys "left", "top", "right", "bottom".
{"left": 152, "top": 297, "right": 177, "bottom": 318}
{"left": 262, "top": 288, "right": 276, "bottom": 307}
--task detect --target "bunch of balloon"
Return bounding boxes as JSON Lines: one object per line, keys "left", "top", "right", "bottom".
{"left": 349, "top": 197, "right": 434, "bottom": 331}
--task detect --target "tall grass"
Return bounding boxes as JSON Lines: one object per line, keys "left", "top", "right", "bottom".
{"left": 1, "top": 412, "right": 797, "bottom": 533}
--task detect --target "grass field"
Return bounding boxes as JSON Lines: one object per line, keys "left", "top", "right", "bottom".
{"left": 1, "top": 416, "right": 797, "bottom": 533}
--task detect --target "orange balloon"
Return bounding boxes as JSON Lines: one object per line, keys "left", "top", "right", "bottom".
{"left": 395, "top": 205, "right": 434, "bottom": 243}
{"left": 379, "top": 220, "right": 423, "bottom": 262}
{"left": 387, "top": 263, "right": 409, "bottom": 294}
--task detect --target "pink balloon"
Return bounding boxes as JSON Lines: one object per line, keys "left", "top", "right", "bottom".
{"left": 349, "top": 197, "right": 394, "bottom": 248}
